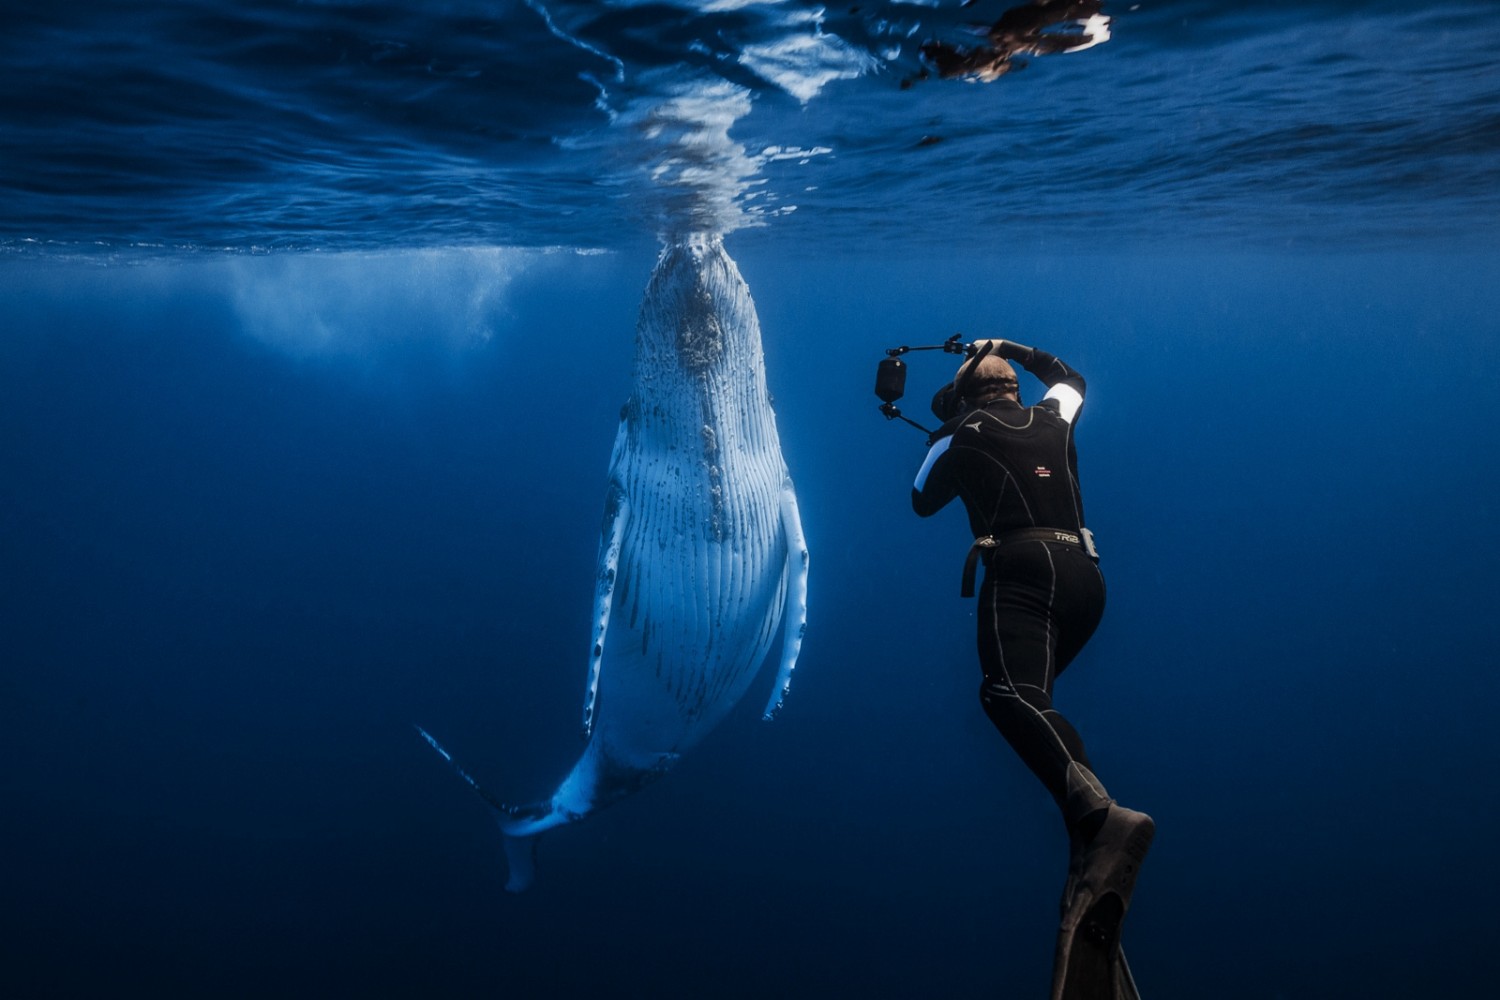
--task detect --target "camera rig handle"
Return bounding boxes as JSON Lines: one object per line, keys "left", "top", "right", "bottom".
{"left": 874, "top": 334, "right": 974, "bottom": 437}
{"left": 883, "top": 334, "right": 972, "bottom": 361}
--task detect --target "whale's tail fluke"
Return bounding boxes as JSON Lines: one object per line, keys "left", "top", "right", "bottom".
{"left": 415, "top": 725, "right": 554, "bottom": 893}
{"left": 500, "top": 826, "right": 539, "bottom": 893}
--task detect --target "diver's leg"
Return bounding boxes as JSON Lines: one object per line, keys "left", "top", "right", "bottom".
{"left": 978, "top": 549, "right": 1151, "bottom": 998}
{"left": 976, "top": 546, "right": 1150, "bottom": 918}
{"left": 975, "top": 546, "right": 1104, "bottom": 833}
{"left": 1038, "top": 549, "right": 1151, "bottom": 911}
{"left": 1050, "top": 546, "right": 1106, "bottom": 680}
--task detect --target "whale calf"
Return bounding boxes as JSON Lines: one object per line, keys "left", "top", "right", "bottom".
{"left": 422, "top": 234, "right": 808, "bottom": 891}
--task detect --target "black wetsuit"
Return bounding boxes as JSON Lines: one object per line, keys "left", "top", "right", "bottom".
{"left": 912, "top": 347, "right": 1109, "bottom": 834}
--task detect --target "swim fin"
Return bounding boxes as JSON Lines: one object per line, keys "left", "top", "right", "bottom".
{"left": 1114, "top": 948, "right": 1142, "bottom": 1000}
{"left": 1053, "top": 895, "right": 1146, "bottom": 999}
{"left": 1051, "top": 804, "right": 1154, "bottom": 1000}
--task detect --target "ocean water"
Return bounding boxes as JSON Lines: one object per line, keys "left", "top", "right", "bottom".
{"left": 2, "top": 2, "right": 1497, "bottom": 998}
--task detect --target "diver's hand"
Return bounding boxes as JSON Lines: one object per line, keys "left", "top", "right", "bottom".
{"left": 972, "top": 338, "right": 1035, "bottom": 362}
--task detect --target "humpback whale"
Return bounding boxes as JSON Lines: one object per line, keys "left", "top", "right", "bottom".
{"left": 422, "top": 234, "right": 808, "bottom": 891}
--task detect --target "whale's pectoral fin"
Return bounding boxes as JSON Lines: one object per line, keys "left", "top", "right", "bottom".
{"left": 762, "top": 476, "right": 809, "bottom": 720}
{"left": 584, "top": 477, "right": 630, "bottom": 738}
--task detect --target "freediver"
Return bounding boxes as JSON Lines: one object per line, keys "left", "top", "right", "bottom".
{"left": 909, "top": 338, "right": 1152, "bottom": 998}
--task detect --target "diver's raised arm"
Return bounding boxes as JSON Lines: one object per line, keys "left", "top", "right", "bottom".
{"left": 970, "top": 338, "right": 1086, "bottom": 424}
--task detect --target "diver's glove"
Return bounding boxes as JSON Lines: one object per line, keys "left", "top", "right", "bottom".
{"left": 971, "top": 337, "right": 1036, "bottom": 363}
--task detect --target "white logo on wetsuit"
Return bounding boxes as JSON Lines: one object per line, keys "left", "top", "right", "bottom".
{"left": 965, "top": 420, "right": 983, "bottom": 432}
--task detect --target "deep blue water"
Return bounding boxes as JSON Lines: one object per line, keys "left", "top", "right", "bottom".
{"left": 3, "top": 3, "right": 1499, "bottom": 999}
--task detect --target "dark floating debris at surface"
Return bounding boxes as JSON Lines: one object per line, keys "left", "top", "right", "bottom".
{"left": 910, "top": 0, "right": 1111, "bottom": 85}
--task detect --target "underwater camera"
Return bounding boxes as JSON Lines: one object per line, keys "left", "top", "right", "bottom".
{"left": 874, "top": 333, "right": 978, "bottom": 436}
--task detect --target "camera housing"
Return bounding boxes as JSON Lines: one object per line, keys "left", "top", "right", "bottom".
{"left": 875, "top": 357, "right": 907, "bottom": 403}
{"left": 874, "top": 336, "right": 974, "bottom": 435}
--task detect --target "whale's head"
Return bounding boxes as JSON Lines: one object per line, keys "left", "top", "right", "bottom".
{"left": 638, "top": 234, "right": 753, "bottom": 377}
{"left": 672, "top": 266, "right": 725, "bottom": 373}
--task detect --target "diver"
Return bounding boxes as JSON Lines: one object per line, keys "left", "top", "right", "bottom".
{"left": 908, "top": 338, "right": 1152, "bottom": 998}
